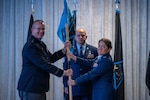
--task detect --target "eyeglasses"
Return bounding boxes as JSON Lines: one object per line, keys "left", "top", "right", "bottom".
{"left": 34, "top": 28, "right": 45, "bottom": 31}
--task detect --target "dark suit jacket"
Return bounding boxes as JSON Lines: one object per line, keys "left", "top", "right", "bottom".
{"left": 17, "top": 35, "right": 65, "bottom": 93}
{"left": 63, "top": 43, "right": 98, "bottom": 96}
{"left": 75, "top": 53, "right": 115, "bottom": 100}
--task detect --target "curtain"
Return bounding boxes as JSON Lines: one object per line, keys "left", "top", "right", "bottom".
{"left": 0, "top": 0, "right": 149, "bottom": 100}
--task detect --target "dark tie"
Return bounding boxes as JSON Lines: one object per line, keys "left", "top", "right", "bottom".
{"left": 80, "top": 46, "right": 83, "bottom": 57}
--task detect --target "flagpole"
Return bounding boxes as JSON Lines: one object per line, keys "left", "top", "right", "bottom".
{"left": 66, "top": 1, "right": 73, "bottom": 98}
{"left": 66, "top": 1, "right": 78, "bottom": 99}
{"left": 66, "top": 22, "right": 73, "bottom": 100}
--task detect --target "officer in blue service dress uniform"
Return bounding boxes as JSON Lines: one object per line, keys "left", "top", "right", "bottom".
{"left": 68, "top": 38, "right": 115, "bottom": 100}
{"left": 63, "top": 28, "right": 98, "bottom": 100}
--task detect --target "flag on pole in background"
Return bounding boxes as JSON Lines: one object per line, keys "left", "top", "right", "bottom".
{"left": 57, "top": 0, "right": 76, "bottom": 45}
{"left": 27, "top": 14, "right": 34, "bottom": 42}
{"left": 113, "top": 1, "right": 124, "bottom": 100}
{"left": 146, "top": 51, "right": 150, "bottom": 94}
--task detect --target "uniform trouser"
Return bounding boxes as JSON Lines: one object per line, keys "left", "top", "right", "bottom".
{"left": 64, "top": 93, "right": 92, "bottom": 100}
{"left": 18, "top": 91, "right": 46, "bottom": 100}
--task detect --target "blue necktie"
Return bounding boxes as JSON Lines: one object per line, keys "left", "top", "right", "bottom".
{"left": 80, "top": 46, "right": 83, "bottom": 57}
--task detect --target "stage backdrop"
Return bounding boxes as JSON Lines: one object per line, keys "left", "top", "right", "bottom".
{"left": 0, "top": 0, "right": 150, "bottom": 100}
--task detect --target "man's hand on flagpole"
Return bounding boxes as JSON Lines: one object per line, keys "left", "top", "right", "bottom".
{"left": 62, "top": 40, "right": 72, "bottom": 54}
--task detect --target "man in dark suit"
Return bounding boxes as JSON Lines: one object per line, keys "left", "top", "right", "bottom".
{"left": 63, "top": 28, "right": 98, "bottom": 100}
{"left": 17, "top": 20, "right": 72, "bottom": 100}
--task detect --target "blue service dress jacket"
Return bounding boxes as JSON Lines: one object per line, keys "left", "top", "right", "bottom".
{"left": 74, "top": 53, "right": 115, "bottom": 100}
{"left": 63, "top": 44, "right": 98, "bottom": 97}
{"left": 17, "top": 35, "right": 65, "bottom": 93}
